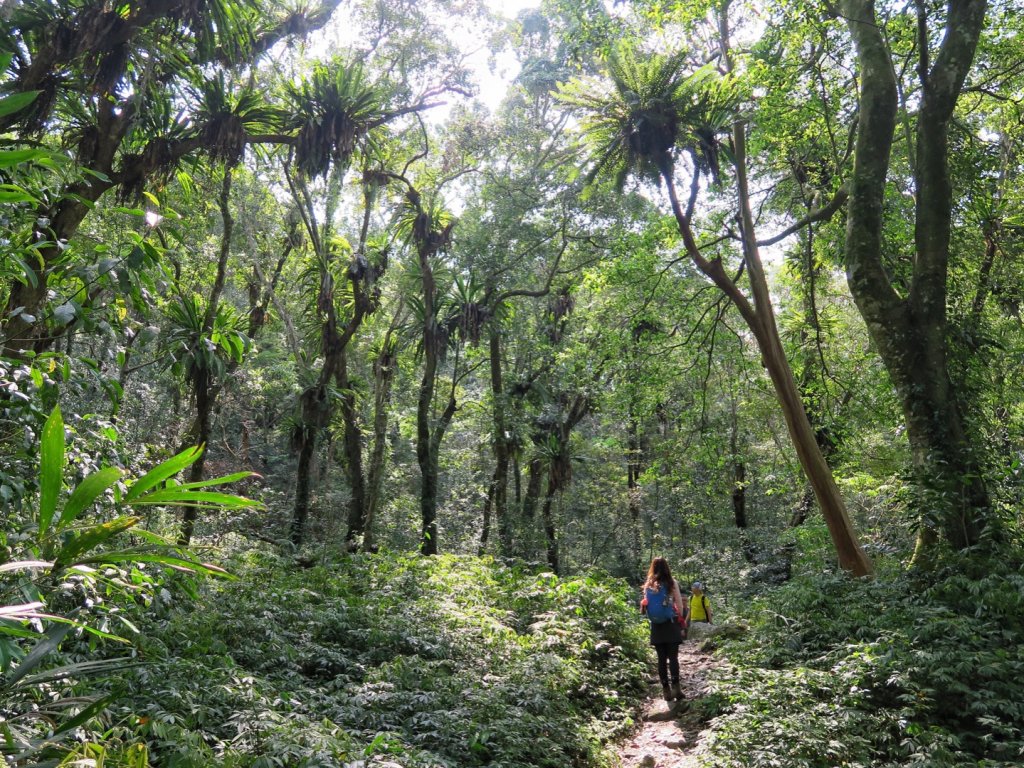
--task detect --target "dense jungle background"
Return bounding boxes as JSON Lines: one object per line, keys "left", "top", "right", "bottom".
{"left": 2, "top": 0, "right": 1023, "bottom": 765}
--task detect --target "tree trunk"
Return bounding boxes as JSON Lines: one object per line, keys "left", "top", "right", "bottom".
{"left": 178, "top": 373, "right": 211, "bottom": 545}
{"left": 840, "top": 0, "right": 991, "bottom": 559}
{"left": 488, "top": 327, "right": 512, "bottom": 552}
{"left": 340, "top": 349, "right": 368, "bottom": 546}
{"left": 480, "top": 479, "right": 494, "bottom": 554}
{"left": 541, "top": 472, "right": 560, "bottom": 573}
{"left": 523, "top": 457, "right": 544, "bottom": 521}
{"left": 364, "top": 336, "right": 397, "bottom": 552}
{"left": 659, "top": 155, "right": 873, "bottom": 577}
{"left": 416, "top": 255, "right": 440, "bottom": 555}
{"left": 291, "top": 423, "right": 318, "bottom": 546}
{"left": 178, "top": 169, "right": 234, "bottom": 545}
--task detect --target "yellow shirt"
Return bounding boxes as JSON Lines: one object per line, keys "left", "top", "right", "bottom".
{"left": 689, "top": 593, "right": 710, "bottom": 622}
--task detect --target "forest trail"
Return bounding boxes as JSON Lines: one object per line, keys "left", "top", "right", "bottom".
{"left": 615, "top": 641, "right": 720, "bottom": 768}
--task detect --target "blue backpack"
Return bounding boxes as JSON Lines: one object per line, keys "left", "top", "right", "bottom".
{"left": 644, "top": 583, "right": 675, "bottom": 624}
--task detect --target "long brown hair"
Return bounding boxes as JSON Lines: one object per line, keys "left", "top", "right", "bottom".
{"left": 644, "top": 557, "right": 675, "bottom": 592}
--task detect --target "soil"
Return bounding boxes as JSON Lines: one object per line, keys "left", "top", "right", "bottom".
{"left": 615, "top": 641, "right": 720, "bottom": 768}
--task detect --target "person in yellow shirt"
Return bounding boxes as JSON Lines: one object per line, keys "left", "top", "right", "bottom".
{"left": 688, "top": 581, "right": 713, "bottom": 640}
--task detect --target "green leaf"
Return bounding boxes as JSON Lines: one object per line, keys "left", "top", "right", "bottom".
{"left": 51, "top": 694, "right": 118, "bottom": 736}
{"left": 0, "top": 90, "right": 40, "bottom": 118}
{"left": 77, "top": 550, "right": 235, "bottom": 579}
{"left": 0, "top": 148, "right": 58, "bottom": 168}
{"left": 0, "top": 184, "right": 38, "bottom": 204}
{"left": 38, "top": 406, "right": 65, "bottom": 537}
{"left": 58, "top": 467, "right": 124, "bottom": 529}
{"left": 0, "top": 561, "right": 53, "bottom": 573}
{"left": 173, "top": 471, "right": 255, "bottom": 489}
{"left": 122, "top": 446, "right": 202, "bottom": 503}
{"left": 15, "top": 657, "right": 134, "bottom": 689}
{"left": 0, "top": 601, "right": 46, "bottom": 619}
{"left": 52, "top": 516, "right": 141, "bottom": 570}
{"left": 130, "top": 488, "right": 258, "bottom": 509}
{"left": 4, "top": 620, "right": 74, "bottom": 688}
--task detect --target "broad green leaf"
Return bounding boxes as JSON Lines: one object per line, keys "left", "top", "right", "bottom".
{"left": 0, "top": 184, "right": 38, "bottom": 204}
{"left": 130, "top": 488, "right": 258, "bottom": 508}
{"left": 0, "top": 90, "right": 40, "bottom": 118}
{"left": 0, "top": 148, "right": 57, "bottom": 168}
{"left": 52, "top": 516, "right": 140, "bottom": 569}
{"left": 38, "top": 407, "right": 64, "bottom": 536}
{"left": 122, "top": 446, "right": 202, "bottom": 503}
{"left": 58, "top": 467, "right": 123, "bottom": 528}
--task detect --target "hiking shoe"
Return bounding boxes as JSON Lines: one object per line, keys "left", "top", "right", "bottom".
{"left": 662, "top": 685, "right": 672, "bottom": 702}
{"left": 671, "top": 682, "right": 683, "bottom": 700}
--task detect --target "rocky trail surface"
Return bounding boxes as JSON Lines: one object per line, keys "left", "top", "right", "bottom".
{"left": 616, "top": 642, "right": 720, "bottom": 768}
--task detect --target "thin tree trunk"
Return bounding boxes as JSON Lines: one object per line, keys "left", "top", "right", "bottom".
{"left": 480, "top": 479, "right": 494, "bottom": 555}
{"left": 523, "top": 458, "right": 544, "bottom": 521}
{"left": 364, "top": 334, "right": 398, "bottom": 553}
{"left": 179, "top": 168, "right": 234, "bottom": 545}
{"left": 340, "top": 349, "right": 368, "bottom": 545}
{"left": 488, "top": 327, "right": 512, "bottom": 552}
{"left": 541, "top": 473, "right": 560, "bottom": 573}
{"left": 291, "top": 423, "right": 318, "bottom": 546}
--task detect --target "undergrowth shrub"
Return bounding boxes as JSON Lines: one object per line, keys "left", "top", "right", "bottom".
{"left": 110, "top": 546, "right": 648, "bottom": 767}
{"left": 700, "top": 554, "right": 1024, "bottom": 768}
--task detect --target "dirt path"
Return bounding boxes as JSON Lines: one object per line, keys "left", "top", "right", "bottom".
{"left": 615, "top": 642, "right": 719, "bottom": 768}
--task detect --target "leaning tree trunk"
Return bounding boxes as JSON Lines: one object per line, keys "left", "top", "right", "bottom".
{"left": 659, "top": 157, "right": 872, "bottom": 577}
{"left": 703, "top": 7, "right": 872, "bottom": 576}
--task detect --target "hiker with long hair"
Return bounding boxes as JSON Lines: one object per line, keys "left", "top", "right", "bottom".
{"left": 641, "top": 556, "right": 687, "bottom": 702}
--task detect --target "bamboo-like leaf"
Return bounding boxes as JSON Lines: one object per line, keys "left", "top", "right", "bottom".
{"left": 122, "top": 446, "right": 203, "bottom": 503}
{"left": 0, "top": 184, "right": 38, "bottom": 203}
{"left": 58, "top": 467, "right": 123, "bottom": 529}
{"left": 16, "top": 658, "right": 137, "bottom": 688}
{"left": 4, "top": 620, "right": 74, "bottom": 687}
{"left": 52, "top": 516, "right": 141, "bottom": 570}
{"left": 76, "top": 550, "right": 235, "bottom": 579}
{"left": 51, "top": 694, "right": 116, "bottom": 736}
{"left": 0, "top": 561, "right": 52, "bottom": 573}
{"left": 0, "top": 148, "right": 59, "bottom": 168}
{"left": 0, "top": 601, "right": 46, "bottom": 618}
{"left": 38, "top": 406, "right": 64, "bottom": 537}
{"left": 173, "top": 471, "right": 256, "bottom": 489}
{"left": 129, "top": 487, "right": 258, "bottom": 508}
{"left": 0, "top": 624, "right": 42, "bottom": 640}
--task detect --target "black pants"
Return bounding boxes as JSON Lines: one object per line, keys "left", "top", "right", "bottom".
{"left": 654, "top": 642, "right": 680, "bottom": 686}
